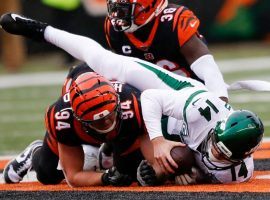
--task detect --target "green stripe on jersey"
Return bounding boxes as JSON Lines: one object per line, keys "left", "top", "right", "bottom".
{"left": 136, "top": 61, "right": 194, "bottom": 90}
{"left": 183, "top": 90, "right": 207, "bottom": 134}
{"left": 161, "top": 117, "right": 182, "bottom": 142}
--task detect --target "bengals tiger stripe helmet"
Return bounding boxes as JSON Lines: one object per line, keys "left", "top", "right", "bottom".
{"left": 69, "top": 72, "right": 121, "bottom": 134}
{"left": 107, "top": 0, "right": 168, "bottom": 32}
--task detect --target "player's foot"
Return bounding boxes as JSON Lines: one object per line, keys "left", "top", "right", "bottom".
{"left": 0, "top": 13, "right": 47, "bottom": 41}
{"left": 3, "top": 140, "right": 43, "bottom": 184}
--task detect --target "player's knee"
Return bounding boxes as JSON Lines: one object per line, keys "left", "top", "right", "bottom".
{"left": 36, "top": 170, "right": 64, "bottom": 185}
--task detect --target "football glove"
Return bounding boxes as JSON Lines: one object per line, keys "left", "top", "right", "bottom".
{"left": 137, "top": 160, "right": 161, "bottom": 186}
{"left": 0, "top": 13, "right": 48, "bottom": 41}
{"left": 174, "top": 167, "right": 198, "bottom": 185}
{"left": 102, "top": 167, "right": 132, "bottom": 186}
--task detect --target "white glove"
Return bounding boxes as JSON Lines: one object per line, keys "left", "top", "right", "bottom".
{"left": 175, "top": 167, "right": 198, "bottom": 185}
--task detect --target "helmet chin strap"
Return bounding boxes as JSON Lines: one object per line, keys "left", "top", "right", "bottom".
{"left": 89, "top": 119, "right": 117, "bottom": 134}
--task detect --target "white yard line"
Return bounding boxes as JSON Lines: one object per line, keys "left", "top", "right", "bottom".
{"left": 217, "top": 56, "right": 270, "bottom": 73}
{"left": 0, "top": 57, "right": 269, "bottom": 89}
{"left": 0, "top": 71, "right": 67, "bottom": 89}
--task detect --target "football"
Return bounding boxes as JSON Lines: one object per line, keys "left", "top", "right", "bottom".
{"left": 170, "top": 145, "right": 195, "bottom": 175}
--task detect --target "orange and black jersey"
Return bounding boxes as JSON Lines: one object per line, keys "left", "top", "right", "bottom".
{"left": 45, "top": 63, "right": 144, "bottom": 156}
{"left": 105, "top": 4, "right": 204, "bottom": 80}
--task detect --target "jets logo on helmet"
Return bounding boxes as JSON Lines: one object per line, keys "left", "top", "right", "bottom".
{"left": 107, "top": 0, "right": 168, "bottom": 32}
{"left": 69, "top": 72, "right": 121, "bottom": 134}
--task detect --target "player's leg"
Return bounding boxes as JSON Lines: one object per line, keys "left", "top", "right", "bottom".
{"left": 32, "top": 133, "right": 64, "bottom": 185}
{"left": 3, "top": 140, "right": 43, "bottom": 183}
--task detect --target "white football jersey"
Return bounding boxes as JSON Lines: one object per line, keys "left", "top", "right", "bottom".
{"left": 154, "top": 91, "right": 253, "bottom": 183}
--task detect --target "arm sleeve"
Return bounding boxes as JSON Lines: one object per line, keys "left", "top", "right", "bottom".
{"left": 190, "top": 54, "right": 228, "bottom": 98}
{"left": 141, "top": 89, "right": 185, "bottom": 140}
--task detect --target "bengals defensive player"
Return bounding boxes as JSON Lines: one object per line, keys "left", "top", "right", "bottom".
{"left": 42, "top": 63, "right": 146, "bottom": 186}
{"left": 4, "top": 63, "right": 145, "bottom": 187}
{"left": 105, "top": 0, "right": 228, "bottom": 102}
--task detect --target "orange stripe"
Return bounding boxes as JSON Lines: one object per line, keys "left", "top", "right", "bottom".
{"left": 0, "top": 160, "right": 9, "bottom": 170}
{"left": 173, "top": 6, "right": 184, "bottom": 31}
{"left": 46, "top": 137, "right": 59, "bottom": 156}
{"left": 258, "top": 141, "right": 270, "bottom": 149}
{"left": 104, "top": 18, "right": 113, "bottom": 49}
{"left": 254, "top": 149, "right": 270, "bottom": 159}
{"left": 45, "top": 107, "right": 50, "bottom": 133}
{"left": 132, "top": 94, "right": 142, "bottom": 128}
{"left": 254, "top": 141, "right": 270, "bottom": 159}
{"left": 0, "top": 171, "right": 270, "bottom": 192}
{"left": 49, "top": 107, "right": 57, "bottom": 138}
{"left": 125, "top": 16, "right": 160, "bottom": 50}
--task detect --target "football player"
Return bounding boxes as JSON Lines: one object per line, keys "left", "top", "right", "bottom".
{"left": 137, "top": 90, "right": 263, "bottom": 185}
{"left": 0, "top": 13, "right": 264, "bottom": 184}
{"left": 105, "top": 0, "right": 228, "bottom": 103}
{"left": 3, "top": 63, "right": 145, "bottom": 187}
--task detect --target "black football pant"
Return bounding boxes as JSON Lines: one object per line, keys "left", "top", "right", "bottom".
{"left": 32, "top": 139, "right": 64, "bottom": 185}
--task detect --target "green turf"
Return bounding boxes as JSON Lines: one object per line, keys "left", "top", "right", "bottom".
{"left": 0, "top": 85, "right": 61, "bottom": 154}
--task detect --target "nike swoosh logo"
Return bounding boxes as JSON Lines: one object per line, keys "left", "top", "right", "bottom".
{"left": 192, "top": 98, "right": 201, "bottom": 106}
{"left": 190, "top": 20, "right": 198, "bottom": 28}
{"left": 11, "top": 14, "right": 29, "bottom": 22}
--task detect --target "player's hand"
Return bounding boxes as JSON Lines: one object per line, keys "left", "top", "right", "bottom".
{"left": 102, "top": 167, "right": 132, "bottom": 186}
{"left": 0, "top": 13, "right": 48, "bottom": 41}
{"left": 137, "top": 160, "right": 159, "bottom": 186}
{"left": 175, "top": 167, "right": 198, "bottom": 185}
{"left": 151, "top": 136, "right": 186, "bottom": 174}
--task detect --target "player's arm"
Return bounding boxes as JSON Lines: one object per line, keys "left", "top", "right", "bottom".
{"left": 58, "top": 143, "right": 103, "bottom": 187}
{"left": 140, "top": 89, "right": 187, "bottom": 174}
{"left": 175, "top": 9, "right": 228, "bottom": 102}
{"left": 58, "top": 143, "right": 132, "bottom": 187}
{"left": 181, "top": 35, "right": 228, "bottom": 102}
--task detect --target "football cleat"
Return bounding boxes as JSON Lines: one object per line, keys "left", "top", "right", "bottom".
{"left": 3, "top": 140, "right": 43, "bottom": 184}
{"left": 0, "top": 13, "right": 48, "bottom": 41}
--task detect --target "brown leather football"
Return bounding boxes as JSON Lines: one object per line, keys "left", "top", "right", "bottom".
{"left": 170, "top": 145, "right": 195, "bottom": 175}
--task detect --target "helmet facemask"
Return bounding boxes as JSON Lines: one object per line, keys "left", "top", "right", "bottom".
{"left": 107, "top": 0, "right": 134, "bottom": 32}
{"left": 107, "top": 0, "right": 168, "bottom": 32}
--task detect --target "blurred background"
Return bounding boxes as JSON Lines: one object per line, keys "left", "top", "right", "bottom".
{"left": 0, "top": 0, "right": 269, "bottom": 155}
